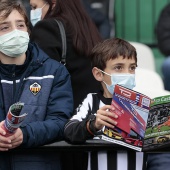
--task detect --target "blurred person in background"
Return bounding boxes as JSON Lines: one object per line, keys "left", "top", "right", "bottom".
{"left": 29, "top": 0, "right": 102, "bottom": 110}
{"left": 29, "top": 0, "right": 102, "bottom": 170}
{"left": 81, "top": 0, "right": 111, "bottom": 39}
{"left": 18, "top": 0, "right": 31, "bottom": 19}
{"left": 156, "top": 3, "right": 170, "bottom": 91}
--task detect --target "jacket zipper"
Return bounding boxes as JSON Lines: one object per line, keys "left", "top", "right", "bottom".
{"left": 12, "top": 72, "right": 16, "bottom": 103}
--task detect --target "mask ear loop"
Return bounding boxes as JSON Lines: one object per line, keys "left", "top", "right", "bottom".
{"left": 97, "top": 69, "right": 112, "bottom": 86}
{"left": 97, "top": 69, "right": 112, "bottom": 76}
{"left": 42, "top": 3, "right": 47, "bottom": 9}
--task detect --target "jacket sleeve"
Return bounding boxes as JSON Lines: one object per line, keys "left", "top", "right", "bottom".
{"left": 156, "top": 4, "right": 170, "bottom": 56}
{"left": 21, "top": 64, "right": 73, "bottom": 147}
{"left": 30, "top": 19, "right": 62, "bottom": 61}
{"left": 64, "top": 94, "right": 95, "bottom": 144}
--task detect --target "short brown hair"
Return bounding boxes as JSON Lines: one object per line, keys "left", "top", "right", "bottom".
{"left": 0, "top": 1, "right": 30, "bottom": 33}
{"left": 90, "top": 38, "right": 137, "bottom": 70}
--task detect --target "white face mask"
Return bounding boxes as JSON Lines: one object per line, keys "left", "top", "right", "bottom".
{"left": 30, "top": 3, "right": 46, "bottom": 26}
{"left": 0, "top": 29, "right": 29, "bottom": 58}
{"left": 100, "top": 70, "right": 136, "bottom": 95}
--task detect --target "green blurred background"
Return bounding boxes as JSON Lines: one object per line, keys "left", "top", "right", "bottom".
{"left": 114, "top": 0, "right": 170, "bottom": 77}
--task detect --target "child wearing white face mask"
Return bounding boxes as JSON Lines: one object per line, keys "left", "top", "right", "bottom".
{"left": 0, "top": 1, "right": 73, "bottom": 170}
{"left": 0, "top": 29, "right": 29, "bottom": 57}
{"left": 64, "top": 38, "right": 138, "bottom": 169}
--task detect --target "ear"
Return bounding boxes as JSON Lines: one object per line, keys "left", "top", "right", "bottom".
{"left": 92, "top": 67, "right": 103, "bottom": 82}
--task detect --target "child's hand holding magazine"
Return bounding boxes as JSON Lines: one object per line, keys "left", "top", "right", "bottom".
{"left": 0, "top": 102, "right": 27, "bottom": 151}
{"left": 95, "top": 105, "right": 118, "bottom": 130}
{"left": 1, "top": 102, "right": 27, "bottom": 137}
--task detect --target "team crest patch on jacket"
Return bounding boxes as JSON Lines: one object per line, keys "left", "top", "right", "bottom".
{"left": 30, "top": 82, "right": 41, "bottom": 95}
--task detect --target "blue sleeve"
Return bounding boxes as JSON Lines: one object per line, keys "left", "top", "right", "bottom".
{"left": 147, "top": 153, "right": 170, "bottom": 170}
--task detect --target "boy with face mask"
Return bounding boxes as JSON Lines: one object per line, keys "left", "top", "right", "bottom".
{"left": 64, "top": 38, "right": 138, "bottom": 169}
{"left": 0, "top": 1, "right": 73, "bottom": 170}
{"left": 64, "top": 37, "right": 137, "bottom": 143}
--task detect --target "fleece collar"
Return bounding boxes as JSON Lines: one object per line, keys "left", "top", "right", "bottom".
{"left": 0, "top": 43, "right": 48, "bottom": 79}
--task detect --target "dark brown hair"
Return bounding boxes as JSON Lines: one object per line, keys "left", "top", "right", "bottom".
{"left": 43, "top": 0, "right": 102, "bottom": 56}
{"left": 90, "top": 38, "right": 137, "bottom": 70}
{"left": 0, "top": 1, "right": 30, "bottom": 33}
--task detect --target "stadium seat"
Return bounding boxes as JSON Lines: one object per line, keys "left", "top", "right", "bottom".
{"left": 130, "top": 42, "right": 156, "bottom": 71}
{"left": 133, "top": 68, "right": 170, "bottom": 98}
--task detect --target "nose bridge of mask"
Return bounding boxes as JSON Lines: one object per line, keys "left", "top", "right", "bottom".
{"left": 98, "top": 69, "right": 135, "bottom": 80}
{"left": 3, "top": 29, "right": 27, "bottom": 41}
{"left": 111, "top": 73, "right": 134, "bottom": 82}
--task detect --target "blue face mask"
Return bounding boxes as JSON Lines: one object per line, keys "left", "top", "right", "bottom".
{"left": 100, "top": 70, "right": 136, "bottom": 95}
{"left": 30, "top": 3, "right": 46, "bottom": 26}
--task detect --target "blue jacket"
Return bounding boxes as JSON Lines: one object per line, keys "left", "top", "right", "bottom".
{"left": 0, "top": 43, "right": 73, "bottom": 170}
{"left": 147, "top": 153, "right": 170, "bottom": 170}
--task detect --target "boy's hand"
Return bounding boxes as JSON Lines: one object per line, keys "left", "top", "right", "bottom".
{"left": 0, "top": 121, "right": 23, "bottom": 150}
{"left": 8, "top": 128, "right": 23, "bottom": 149}
{"left": 0, "top": 121, "right": 12, "bottom": 151}
{"left": 94, "top": 105, "right": 118, "bottom": 130}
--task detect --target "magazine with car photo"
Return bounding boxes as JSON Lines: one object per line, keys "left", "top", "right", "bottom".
{"left": 98, "top": 84, "right": 151, "bottom": 151}
{"left": 98, "top": 84, "right": 170, "bottom": 151}
{"left": 143, "top": 95, "right": 170, "bottom": 151}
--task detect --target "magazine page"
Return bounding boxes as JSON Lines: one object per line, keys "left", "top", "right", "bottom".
{"left": 1, "top": 102, "right": 27, "bottom": 137}
{"left": 100, "top": 85, "right": 151, "bottom": 151}
{"left": 143, "top": 95, "right": 170, "bottom": 151}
